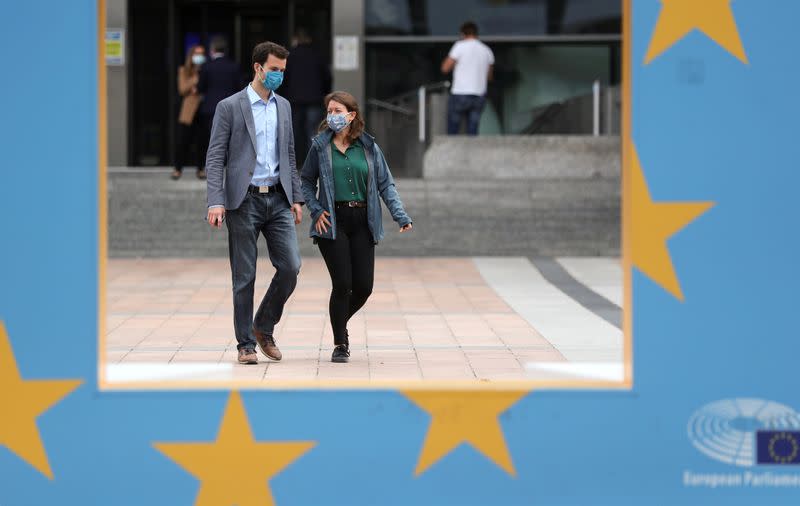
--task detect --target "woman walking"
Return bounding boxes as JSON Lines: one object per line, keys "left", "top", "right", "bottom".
{"left": 301, "top": 91, "right": 413, "bottom": 363}
{"left": 173, "top": 44, "right": 206, "bottom": 180}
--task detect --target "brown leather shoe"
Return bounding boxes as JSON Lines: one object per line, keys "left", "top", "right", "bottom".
{"left": 238, "top": 348, "right": 258, "bottom": 365}
{"left": 253, "top": 327, "right": 282, "bottom": 361}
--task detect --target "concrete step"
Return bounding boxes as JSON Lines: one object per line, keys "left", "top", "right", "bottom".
{"left": 423, "top": 135, "right": 620, "bottom": 179}
{"left": 109, "top": 169, "right": 619, "bottom": 258}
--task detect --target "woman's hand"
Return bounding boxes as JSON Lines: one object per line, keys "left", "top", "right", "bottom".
{"left": 399, "top": 223, "right": 413, "bottom": 233}
{"left": 315, "top": 211, "right": 332, "bottom": 234}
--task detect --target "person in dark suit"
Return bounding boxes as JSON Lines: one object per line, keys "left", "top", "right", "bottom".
{"left": 197, "top": 36, "right": 243, "bottom": 180}
{"left": 283, "top": 28, "right": 331, "bottom": 166}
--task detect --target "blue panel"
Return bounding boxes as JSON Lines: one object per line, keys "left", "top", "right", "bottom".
{"left": 0, "top": 1, "right": 798, "bottom": 504}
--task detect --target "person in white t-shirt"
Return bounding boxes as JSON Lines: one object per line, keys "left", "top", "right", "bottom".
{"left": 440, "top": 21, "right": 494, "bottom": 135}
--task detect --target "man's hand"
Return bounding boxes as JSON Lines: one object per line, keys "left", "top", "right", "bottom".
{"left": 441, "top": 56, "right": 456, "bottom": 75}
{"left": 207, "top": 207, "right": 225, "bottom": 228}
{"left": 315, "top": 211, "right": 331, "bottom": 234}
{"left": 400, "top": 223, "right": 413, "bottom": 233}
{"left": 291, "top": 203, "right": 303, "bottom": 224}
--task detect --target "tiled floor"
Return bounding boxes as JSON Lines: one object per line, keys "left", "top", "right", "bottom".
{"left": 105, "top": 257, "right": 622, "bottom": 385}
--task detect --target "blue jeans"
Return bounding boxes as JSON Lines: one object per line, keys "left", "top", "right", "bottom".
{"left": 447, "top": 94, "right": 485, "bottom": 135}
{"left": 225, "top": 190, "right": 301, "bottom": 350}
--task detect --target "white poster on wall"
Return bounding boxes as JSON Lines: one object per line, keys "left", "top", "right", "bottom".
{"left": 334, "top": 35, "right": 359, "bottom": 71}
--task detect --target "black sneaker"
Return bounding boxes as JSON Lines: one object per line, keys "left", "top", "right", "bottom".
{"left": 331, "top": 344, "right": 350, "bottom": 363}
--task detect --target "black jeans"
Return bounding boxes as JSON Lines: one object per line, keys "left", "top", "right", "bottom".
{"left": 317, "top": 206, "right": 375, "bottom": 345}
{"left": 225, "top": 190, "right": 302, "bottom": 350}
{"left": 175, "top": 120, "right": 202, "bottom": 172}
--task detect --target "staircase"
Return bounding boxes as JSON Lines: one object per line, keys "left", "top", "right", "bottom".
{"left": 109, "top": 136, "right": 620, "bottom": 258}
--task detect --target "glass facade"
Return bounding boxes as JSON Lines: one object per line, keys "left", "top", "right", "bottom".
{"left": 364, "top": 0, "right": 621, "bottom": 138}
{"left": 127, "top": 0, "right": 330, "bottom": 166}
{"left": 366, "top": 0, "right": 621, "bottom": 36}
{"left": 120, "top": 0, "right": 621, "bottom": 166}
{"left": 367, "top": 42, "right": 619, "bottom": 135}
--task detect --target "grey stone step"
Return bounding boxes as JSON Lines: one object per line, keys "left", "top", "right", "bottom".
{"left": 423, "top": 135, "right": 620, "bottom": 180}
{"left": 108, "top": 169, "right": 619, "bottom": 258}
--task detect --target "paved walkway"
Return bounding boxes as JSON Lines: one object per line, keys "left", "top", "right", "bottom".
{"left": 104, "top": 257, "right": 622, "bottom": 385}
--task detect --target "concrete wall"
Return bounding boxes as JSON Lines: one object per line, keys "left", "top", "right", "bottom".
{"left": 423, "top": 135, "right": 620, "bottom": 179}
{"left": 106, "top": 0, "right": 127, "bottom": 166}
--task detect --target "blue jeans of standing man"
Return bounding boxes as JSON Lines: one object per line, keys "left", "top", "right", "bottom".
{"left": 225, "top": 189, "right": 301, "bottom": 351}
{"left": 447, "top": 94, "right": 486, "bottom": 135}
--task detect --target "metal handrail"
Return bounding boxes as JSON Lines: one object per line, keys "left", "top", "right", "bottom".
{"left": 366, "top": 98, "right": 414, "bottom": 115}
{"left": 372, "top": 80, "right": 450, "bottom": 105}
{"left": 593, "top": 80, "right": 600, "bottom": 137}
{"left": 520, "top": 83, "right": 620, "bottom": 135}
{"left": 424, "top": 80, "right": 451, "bottom": 92}
{"left": 418, "top": 81, "right": 450, "bottom": 142}
{"left": 367, "top": 81, "right": 451, "bottom": 143}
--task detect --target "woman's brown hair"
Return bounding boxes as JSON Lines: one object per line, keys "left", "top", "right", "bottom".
{"left": 318, "top": 91, "right": 365, "bottom": 144}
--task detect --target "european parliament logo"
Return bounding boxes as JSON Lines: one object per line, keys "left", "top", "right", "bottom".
{"left": 687, "top": 398, "right": 800, "bottom": 468}
{"left": 683, "top": 399, "right": 800, "bottom": 489}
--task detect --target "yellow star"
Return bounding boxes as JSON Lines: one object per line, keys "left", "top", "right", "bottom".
{"left": 0, "top": 320, "right": 82, "bottom": 479}
{"left": 631, "top": 146, "right": 714, "bottom": 301}
{"left": 154, "top": 391, "right": 315, "bottom": 506}
{"left": 645, "top": 0, "right": 748, "bottom": 64}
{"left": 403, "top": 390, "right": 528, "bottom": 476}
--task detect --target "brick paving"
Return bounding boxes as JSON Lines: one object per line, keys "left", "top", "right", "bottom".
{"left": 105, "top": 257, "right": 621, "bottom": 384}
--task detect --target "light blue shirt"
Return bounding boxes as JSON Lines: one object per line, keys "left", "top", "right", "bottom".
{"left": 246, "top": 84, "right": 280, "bottom": 186}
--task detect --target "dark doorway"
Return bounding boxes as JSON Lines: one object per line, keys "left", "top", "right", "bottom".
{"left": 129, "top": 0, "right": 331, "bottom": 167}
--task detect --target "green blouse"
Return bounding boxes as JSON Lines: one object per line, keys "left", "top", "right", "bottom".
{"left": 331, "top": 138, "right": 368, "bottom": 202}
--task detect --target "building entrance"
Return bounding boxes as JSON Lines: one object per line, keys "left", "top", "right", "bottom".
{"left": 129, "top": 0, "right": 330, "bottom": 166}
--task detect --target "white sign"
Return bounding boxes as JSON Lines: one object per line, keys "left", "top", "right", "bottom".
{"left": 105, "top": 29, "right": 125, "bottom": 66}
{"left": 334, "top": 35, "right": 358, "bottom": 71}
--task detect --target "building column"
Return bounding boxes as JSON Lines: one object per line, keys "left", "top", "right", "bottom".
{"left": 106, "top": 0, "right": 127, "bottom": 166}
{"left": 331, "top": 0, "right": 364, "bottom": 107}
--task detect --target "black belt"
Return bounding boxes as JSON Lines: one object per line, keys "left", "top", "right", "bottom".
{"left": 335, "top": 201, "right": 367, "bottom": 208}
{"left": 248, "top": 183, "right": 283, "bottom": 195}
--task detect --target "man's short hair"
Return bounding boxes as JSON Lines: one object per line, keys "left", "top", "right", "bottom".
{"left": 460, "top": 21, "right": 478, "bottom": 37}
{"left": 252, "top": 41, "right": 290, "bottom": 66}
{"left": 210, "top": 36, "right": 228, "bottom": 54}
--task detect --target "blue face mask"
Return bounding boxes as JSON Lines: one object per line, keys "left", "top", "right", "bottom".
{"left": 259, "top": 66, "right": 283, "bottom": 90}
{"left": 327, "top": 113, "right": 351, "bottom": 132}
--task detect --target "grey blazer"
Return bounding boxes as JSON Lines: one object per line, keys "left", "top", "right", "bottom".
{"left": 205, "top": 86, "right": 303, "bottom": 210}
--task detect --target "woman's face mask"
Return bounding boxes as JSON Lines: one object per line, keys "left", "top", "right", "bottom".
{"left": 191, "top": 54, "right": 206, "bottom": 65}
{"left": 327, "top": 112, "right": 353, "bottom": 132}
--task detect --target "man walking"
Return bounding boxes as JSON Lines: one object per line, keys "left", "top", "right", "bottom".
{"left": 206, "top": 41, "right": 304, "bottom": 365}
{"left": 441, "top": 21, "right": 494, "bottom": 135}
{"left": 197, "top": 36, "right": 243, "bottom": 180}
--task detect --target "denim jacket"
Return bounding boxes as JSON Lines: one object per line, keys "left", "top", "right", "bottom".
{"left": 301, "top": 129, "right": 412, "bottom": 244}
